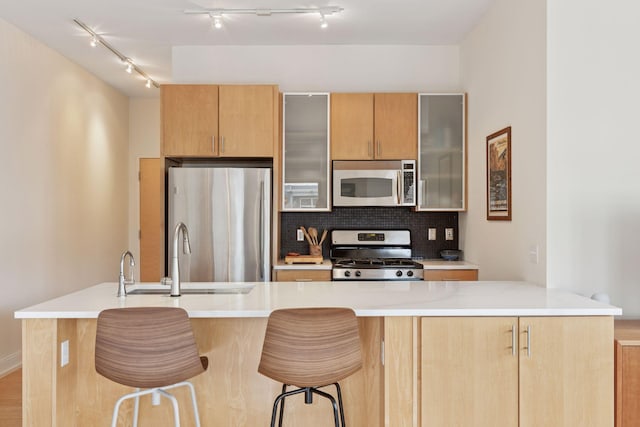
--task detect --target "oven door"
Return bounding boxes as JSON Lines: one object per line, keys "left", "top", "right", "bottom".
{"left": 333, "top": 169, "right": 400, "bottom": 206}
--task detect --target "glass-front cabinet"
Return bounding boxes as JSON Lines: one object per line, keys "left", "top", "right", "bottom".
{"left": 282, "top": 93, "right": 330, "bottom": 211}
{"left": 418, "top": 93, "right": 466, "bottom": 211}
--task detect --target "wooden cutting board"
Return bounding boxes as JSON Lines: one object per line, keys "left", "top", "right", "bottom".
{"left": 284, "top": 255, "right": 324, "bottom": 265}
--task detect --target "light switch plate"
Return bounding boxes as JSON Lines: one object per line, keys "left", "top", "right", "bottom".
{"left": 445, "top": 228, "right": 454, "bottom": 241}
{"left": 428, "top": 228, "right": 437, "bottom": 240}
{"left": 296, "top": 229, "right": 304, "bottom": 242}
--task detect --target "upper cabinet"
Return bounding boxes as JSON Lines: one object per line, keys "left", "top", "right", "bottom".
{"left": 161, "top": 84, "right": 219, "bottom": 157}
{"left": 161, "top": 84, "right": 277, "bottom": 158}
{"left": 417, "top": 93, "right": 466, "bottom": 211}
{"left": 282, "top": 93, "right": 330, "bottom": 211}
{"left": 331, "top": 93, "right": 417, "bottom": 160}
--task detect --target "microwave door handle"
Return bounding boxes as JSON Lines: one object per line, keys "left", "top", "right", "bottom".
{"left": 397, "top": 171, "right": 402, "bottom": 205}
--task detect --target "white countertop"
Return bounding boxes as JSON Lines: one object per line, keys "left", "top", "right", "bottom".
{"left": 418, "top": 260, "right": 479, "bottom": 270}
{"left": 273, "top": 259, "right": 333, "bottom": 270}
{"left": 15, "top": 281, "right": 621, "bottom": 319}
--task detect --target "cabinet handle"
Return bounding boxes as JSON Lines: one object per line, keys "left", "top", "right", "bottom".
{"left": 368, "top": 140, "right": 372, "bottom": 157}
{"left": 295, "top": 278, "right": 313, "bottom": 282}
{"left": 377, "top": 140, "right": 381, "bottom": 156}
{"left": 220, "top": 136, "right": 225, "bottom": 154}
{"left": 511, "top": 325, "right": 516, "bottom": 356}
{"left": 212, "top": 135, "right": 216, "bottom": 153}
{"left": 523, "top": 325, "right": 531, "bottom": 358}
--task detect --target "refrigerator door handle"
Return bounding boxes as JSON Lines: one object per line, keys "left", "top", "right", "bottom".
{"left": 259, "top": 180, "right": 265, "bottom": 280}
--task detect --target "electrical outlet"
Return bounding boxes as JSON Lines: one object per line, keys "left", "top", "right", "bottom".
{"left": 428, "top": 228, "right": 437, "bottom": 241}
{"left": 61, "top": 340, "right": 69, "bottom": 367}
{"left": 296, "top": 228, "right": 304, "bottom": 241}
{"left": 445, "top": 228, "right": 454, "bottom": 241}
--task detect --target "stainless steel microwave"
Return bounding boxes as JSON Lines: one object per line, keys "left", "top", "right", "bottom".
{"left": 333, "top": 160, "right": 416, "bottom": 207}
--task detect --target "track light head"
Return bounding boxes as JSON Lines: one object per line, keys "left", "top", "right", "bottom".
{"left": 90, "top": 36, "right": 98, "bottom": 47}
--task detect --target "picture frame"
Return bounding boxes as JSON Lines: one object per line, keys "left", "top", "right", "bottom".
{"left": 486, "top": 126, "right": 512, "bottom": 220}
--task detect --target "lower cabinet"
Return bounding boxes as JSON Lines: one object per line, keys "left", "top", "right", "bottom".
{"left": 274, "top": 269, "right": 331, "bottom": 282}
{"left": 614, "top": 320, "right": 640, "bottom": 427}
{"left": 421, "top": 316, "right": 613, "bottom": 427}
{"left": 423, "top": 269, "right": 478, "bottom": 281}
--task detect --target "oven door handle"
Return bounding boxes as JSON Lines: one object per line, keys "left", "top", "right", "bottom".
{"left": 397, "top": 171, "right": 402, "bottom": 205}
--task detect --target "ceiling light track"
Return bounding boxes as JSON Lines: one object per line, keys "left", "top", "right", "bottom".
{"left": 73, "top": 18, "right": 159, "bottom": 89}
{"left": 184, "top": 6, "right": 343, "bottom": 29}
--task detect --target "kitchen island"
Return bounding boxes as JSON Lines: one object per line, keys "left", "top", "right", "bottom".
{"left": 16, "top": 281, "right": 620, "bottom": 427}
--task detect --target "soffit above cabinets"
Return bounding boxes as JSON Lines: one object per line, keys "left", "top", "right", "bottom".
{"left": 0, "top": 0, "right": 494, "bottom": 97}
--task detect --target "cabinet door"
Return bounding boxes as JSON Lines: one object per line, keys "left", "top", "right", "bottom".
{"left": 374, "top": 93, "right": 417, "bottom": 160}
{"left": 519, "top": 317, "right": 614, "bottom": 427}
{"left": 423, "top": 269, "right": 478, "bottom": 281}
{"left": 418, "top": 94, "right": 465, "bottom": 210}
{"left": 421, "top": 317, "right": 519, "bottom": 427}
{"left": 274, "top": 270, "right": 331, "bottom": 282}
{"left": 161, "top": 85, "right": 219, "bottom": 157}
{"left": 331, "top": 93, "right": 374, "bottom": 160}
{"left": 139, "top": 158, "right": 163, "bottom": 281}
{"left": 219, "top": 85, "right": 276, "bottom": 157}
{"left": 282, "top": 93, "right": 330, "bottom": 211}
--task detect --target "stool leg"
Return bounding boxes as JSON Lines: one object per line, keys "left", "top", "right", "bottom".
{"left": 158, "top": 389, "right": 181, "bottom": 427}
{"left": 133, "top": 388, "right": 140, "bottom": 427}
{"left": 334, "top": 383, "right": 346, "bottom": 426}
{"left": 183, "top": 381, "right": 202, "bottom": 427}
{"left": 270, "top": 387, "right": 307, "bottom": 427}
{"left": 278, "top": 384, "right": 287, "bottom": 427}
{"left": 311, "top": 387, "right": 340, "bottom": 427}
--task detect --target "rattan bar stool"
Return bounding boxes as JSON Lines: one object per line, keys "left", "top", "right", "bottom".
{"left": 95, "top": 307, "right": 208, "bottom": 427}
{"left": 258, "top": 307, "right": 362, "bottom": 427}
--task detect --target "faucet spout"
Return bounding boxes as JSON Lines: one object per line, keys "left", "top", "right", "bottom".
{"left": 170, "top": 222, "right": 191, "bottom": 296}
{"left": 118, "top": 250, "right": 135, "bottom": 297}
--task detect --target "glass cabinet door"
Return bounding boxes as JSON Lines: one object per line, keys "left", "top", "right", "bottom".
{"left": 282, "top": 93, "right": 330, "bottom": 211}
{"left": 418, "top": 94, "right": 466, "bottom": 211}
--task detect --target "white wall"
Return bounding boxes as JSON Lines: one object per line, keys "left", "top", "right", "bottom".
{"left": 459, "top": 0, "right": 546, "bottom": 283}
{"left": 547, "top": 1, "right": 640, "bottom": 312}
{"left": 0, "top": 18, "right": 129, "bottom": 375}
{"left": 172, "top": 45, "right": 461, "bottom": 92}
{"left": 128, "top": 98, "right": 161, "bottom": 280}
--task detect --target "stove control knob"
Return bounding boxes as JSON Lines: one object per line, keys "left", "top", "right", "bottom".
{"left": 344, "top": 270, "right": 351, "bottom": 278}
{"left": 407, "top": 270, "right": 414, "bottom": 277}
{"left": 355, "top": 271, "right": 361, "bottom": 277}
{"left": 396, "top": 270, "right": 403, "bottom": 277}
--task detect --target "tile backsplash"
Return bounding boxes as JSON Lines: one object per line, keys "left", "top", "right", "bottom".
{"left": 280, "top": 207, "right": 458, "bottom": 259}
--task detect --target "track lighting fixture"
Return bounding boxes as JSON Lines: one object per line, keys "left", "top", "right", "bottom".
{"left": 73, "top": 18, "right": 159, "bottom": 89}
{"left": 185, "top": 5, "right": 343, "bottom": 30}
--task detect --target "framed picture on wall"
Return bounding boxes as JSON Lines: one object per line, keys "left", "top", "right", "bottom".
{"left": 486, "top": 126, "right": 512, "bottom": 220}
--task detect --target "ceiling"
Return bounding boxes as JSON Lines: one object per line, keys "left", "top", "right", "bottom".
{"left": 0, "top": 0, "right": 493, "bottom": 98}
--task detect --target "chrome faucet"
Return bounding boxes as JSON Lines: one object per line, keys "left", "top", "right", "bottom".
{"left": 169, "top": 222, "right": 191, "bottom": 297}
{"left": 117, "top": 251, "right": 135, "bottom": 297}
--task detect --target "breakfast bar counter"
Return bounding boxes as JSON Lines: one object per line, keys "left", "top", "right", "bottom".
{"left": 16, "top": 281, "right": 620, "bottom": 427}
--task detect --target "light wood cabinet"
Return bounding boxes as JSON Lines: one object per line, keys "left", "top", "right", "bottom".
{"left": 161, "top": 84, "right": 219, "bottom": 157}
{"left": 331, "top": 93, "right": 417, "bottom": 160}
{"left": 423, "top": 269, "right": 478, "bottom": 281}
{"left": 274, "top": 269, "right": 331, "bottom": 282}
{"left": 422, "top": 317, "right": 519, "bottom": 426}
{"left": 612, "top": 320, "right": 640, "bottom": 427}
{"left": 161, "top": 84, "right": 277, "bottom": 158}
{"left": 139, "top": 158, "right": 163, "bottom": 281}
{"left": 421, "top": 316, "right": 613, "bottom": 427}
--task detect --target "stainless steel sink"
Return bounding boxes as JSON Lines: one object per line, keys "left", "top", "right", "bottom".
{"left": 126, "top": 282, "right": 255, "bottom": 295}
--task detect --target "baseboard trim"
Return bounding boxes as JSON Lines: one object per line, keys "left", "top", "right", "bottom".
{"left": 0, "top": 351, "right": 22, "bottom": 377}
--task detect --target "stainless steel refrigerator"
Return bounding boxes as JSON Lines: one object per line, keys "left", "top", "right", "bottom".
{"left": 167, "top": 166, "right": 271, "bottom": 282}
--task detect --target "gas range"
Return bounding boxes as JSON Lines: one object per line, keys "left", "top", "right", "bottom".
{"left": 330, "top": 230, "right": 424, "bottom": 281}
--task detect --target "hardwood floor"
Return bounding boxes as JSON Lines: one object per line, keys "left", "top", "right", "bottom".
{"left": 0, "top": 369, "right": 21, "bottom": 427}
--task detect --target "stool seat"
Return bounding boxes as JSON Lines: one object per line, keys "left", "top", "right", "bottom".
{"left": 259, "top": 307, "right": 362, "bottom": 427}
{"left": 95, "top": 307, "right": 207, "bottom": 427}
